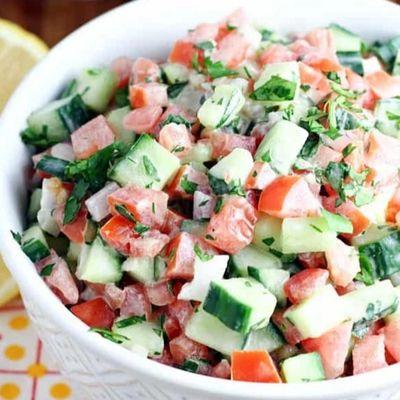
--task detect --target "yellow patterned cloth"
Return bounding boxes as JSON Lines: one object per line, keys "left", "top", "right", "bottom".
{"left": 0, "top": 299, "right": 74, "bottom": 399}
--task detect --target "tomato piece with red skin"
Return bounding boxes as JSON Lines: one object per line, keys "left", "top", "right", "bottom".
{"left": 169, "top": 334, "right": 212, "bottom": 365}
{"left": 353, "top": 334, "right": 388, "bottom": 375}
{"left": 168, "top": 299, "right": 194, "bottom": 330}
{"left": 169, "top": 40, "right": 198, "bottom": 67}
{"left": 161, "top": 209, "right": 186, "bottom": 238}
{"left": 123, "top": 105, "right": 163, "bottom": 133}
{"left": 365, "top": 70, "right": 400, "bottom": 99}
{"left": 245, "top": 161, "right": 277, "bottom": 191}
{"left": 159, "top": 123, "right": 193, "bottom": 158}
{"left": 54, "top": 203, "right": 88, "bottom": 244}
{"left": 131, "top": 57, "right": 161, "bottom": 84}
{"left": 145, "top": 281, "right": 175, "bottom": 306}
{"left": 209, "top": 131, "right": 257, "bottom": 158}
{"left": 120, "top": 284, "right": 151, "bottom": 320}
{"left": 272, "top": 310, "right": 303, "bottom": 346}
{"left": 259, "top": 44, "right": 296, "bottom": 66}
{"left": 298, "top": 252, "right": 327, "bottom": 269}
{"left": 284, "top": 268, "right": 329, "bottom": 304}
{"left": 380, "top": 318, "right": 400, "bottom": 362}
{"left": 71, "top": 298, "right": 115, "bottom": 329}
{"left": 302, "top": 321, "right": 352, "bottom": 379}
{"left": 129, "top": 82, "right": 168, "bottom": 108}
{"left": 108, "top": 185, "right": 168, "bottom": 229}
{"left": 152, "top": 348, "right": 174, "bottom": 366}
{"left": 163, "top": 316, "right": 181, "bottom": 340}
{"left": 71, "top": 116, "right": 115, "bottom": 160}
{"left": 187, "top": 23, "right": 219, "bottom": 44}
{"left": 298, "top": 62, "right": 332, "bottom": 104}
{"left": 213, "top": 31, "right": 250, "bottom": 68}
{"left": 211, "top": 359, "right": 231, "bottom": 380}
{"left": 110, "top": 56, "right": 133, "bottom": 88}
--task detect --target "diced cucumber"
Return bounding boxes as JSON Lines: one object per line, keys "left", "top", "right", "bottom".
{"left": 75, "top": 67, "right": 118, "bottom": 113}
{"left": 66, "top": 241, "right": 82, "bottom": 263}
{"left": 180, "top": 140, "right": 213, "bottom": 165}
{"left": 393, "top": 50, "right": 400, "bottom": 76}
{"left": 25, "top": 94, "right": 90, "bottom": 146}
{"left": 197, "top": 84, "right": 245, "bottom": 129}
{"left": 109, "top": 134, "right": 180, "bottom": 189}
{"left": 284, "top": 285, "right": 346, "bottom": 339}
{"left": 243, "top": 323, "right": 284, "bottom": 352}
{"left": 342, "top": 280, "right": 397, "bottom": 324}
{"left": 154, "top": 256, "right": 167, "bottom": 281}
{"left": 358, "top": 230, "right": 400, "bottom": 280}
{"left": 330, "top": 24, "right": 361, "bottom": 53}
{"left": 112, "top": 317, "right": 164, "bottom": 357}
{"left": 371, "top": 36, "right": 400, "bottom": 69}
{"left": 76, "top": 236, "right": 122, "bottom": 283}
{"left": 375, "top": 98, "right": 400, "bottom": 138}
{"left": 27, "top": 189, "right": 42, "bottom": 222}
{"left": 180, "top": 220, "right": 207, "bottom": 237}
{"left": 281, "top": 217, "right": 337, "bottom": 254}
{"left": 337, "top": 52, "right": 363, "bottom": 75}
{"left": 248, "top": 268, "right": 290, "bottom": 307}
{"left": 386, "top": 285, "right": 400, "bottom": 321}
{"left": 203, "top": 277, "right": 277, "bottom": 334}
{"left": 107, "top": 106, "right": 136, "bottom": 144}
{"left": 21, "top": 225, "right": 50, "bottom": 263}
{"left": 162, "top": 63, "right": 190, "bottom": 84}
{"left": 252, "top": 214, "right": 283, "bottom": 252}
{"left": 185, "top": 307, "right": 245, "bottom": 355}
{"left": 254, "top": 120, "right": 308, "bottom": 174}
{"left": 179, "top": 254, "right": 229, "bottom": 302}
{"left": 281, "top": 352, "right": 325, "bottom": 383}
{"left": 252, "top": 61, "right": 300, "bottom": 104}
{"left": 229, "top": 244, "right": 282, "bottom": 277}
{"left": 84, "top": 219, "right": 97, "bottom": 244}
{"left": 352, "top": 225, "right": 395, "bottom": 247}
{"left": 208, "top": 148, "right": 254, "bottom": 194}
{"left": 122, "top": 257, "right": 155, "bottom": 284}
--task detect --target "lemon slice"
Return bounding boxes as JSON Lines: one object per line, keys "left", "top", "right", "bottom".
{"left": 0, "top": 258, "right": 19, "bottom": 307}
{"left": 0, "top": 18, "right": 48, "bottom": 111}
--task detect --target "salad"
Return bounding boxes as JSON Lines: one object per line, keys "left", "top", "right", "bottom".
{"left": 13, "top": 8, "right": 400, "bottom": 383}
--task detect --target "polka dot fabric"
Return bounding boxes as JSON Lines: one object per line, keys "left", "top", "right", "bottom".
{"left": 0, "top": 300, "right": 74, "bottom": 399}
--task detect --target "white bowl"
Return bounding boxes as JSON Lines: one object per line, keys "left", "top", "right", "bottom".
{"left": 1, "top": 0, "right": 400, "bottom": 399}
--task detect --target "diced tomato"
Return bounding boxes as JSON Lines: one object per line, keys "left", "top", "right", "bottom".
{"left": 381, "top": 318, "right": 400, "bottom": 362}
{"left": 166, "top": 165, "right": 210, "bottom": 200}
{"left": 71, "top": 298, "right": 115, "bottom": 329}
{"left": 153, "top": 348, "right": 174, "bottom": 366}
{"left": 312, "top": 144, "right": 342, "bottom": 169}
{"left": 245, "top": 161, "right": 277, "bottom": 191}
{"left": 108, "top": 185, "right": 168, "bottom": 229}
{"left": 84, "top": 283, "right": 125, "bottom": 310}
{"left": 302, "top": 321, "right": 352, "bottom": 379}
{"left": 259, "top": 44, "right": 296, "bottom": 66}
{"left": 325, "top": 240, "right": 360, "bottom": 287}
{"left": 304, "top": 53, "right": 342, "bottom": 72}
{"left": 346, "top": 68, "right": 368, "bottom": 92}
{"left": 211, "top": 359, "right": 231, "bottom": 380}
{"left": 129, "top": 82, "right": 168, "bottom": 108}
{"left": 159, "top": 123, "right": 193, "bottom": 157}
{"left": 123, "top": 105, "right": 163, "bottom": 133}
{"left": 353, "top": 334, "right": 388, "bottom": 375}
{"left": 168, "top": 299, "right": 194, "bottom": 330}
{"left": 120, "top": 284, "right": 151, "bottom": 320}
{"left": 205, "top": 196, "right": 257, "bottom": 254}
{"left": 131, "top": 57, "right": 160, "bottom": 84}
{"left": 306, "top": 28, "right": 336, "bottom": 53}
{"left": 258, "top": 175, "right": 320, "bottom": 218}
{"left": 163, "top": 316, "right": 181, "bottom": 340}
{"left": 169, "top": 334, "right": 212, "bottom": 365}
{"left": 209, "top": 131, "right": 257, "bottom": 158}
{"left": 223, "top": 8, "right": 248, "bottom": 29}
{"left": 213, "top": 31, "right": 250, "bottom": 68}
{"left": 298, "top": 252, "right": 327, "bottom": 269}
{"left": 165, "top": 232, "right": 196, "bottom": 280}
{"left": 54, "top": 204, "right": 88, "bottom": 244}
{"left": 145, "top": 281, "right": 175, "bottom": 306}
{"left": 161, "top": 209, "right": 185, "bottom": 237}
{"left": 158, "top": 104, "right": 197, "bottom": 126}
{"left": 272, "top": 310, "right": 303, "bottom": 345}
{"left": 110, "top": 56, "right": 133, "bottom": 88}
{"left": 231, "top": 350, "right": 281, "bottom": 383}
{"left": 169, "top": 40, "right": 198, "bottom": 67}
{"left": 193, "top": 192, "right": 217, "bottom": 221}
{"left": 36, "top": 250, "right": 79, "bottom": 305}
{"left": 387, "top": 187, "right": 400, "bottom": 223}
{"left": 187, "top": 23, "right": 219, "bottom": 43}
{"left": 100, "top": 215, "right": 169, "bottom": 257}
{"left": 299, "top": 62, "right": 332, "bottom": 104}
{"left": 284, "top": 268, "right": 329, "bottom": 304}
{"left": 365, "top": 70, "right": 400, "bottom": 99}
{"left": 71, "top": 116, "right": 115, "bottom": 160}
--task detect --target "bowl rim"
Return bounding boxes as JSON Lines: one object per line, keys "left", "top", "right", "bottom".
{"left": 1, "top": 0, "right": 400, "bottom": 398}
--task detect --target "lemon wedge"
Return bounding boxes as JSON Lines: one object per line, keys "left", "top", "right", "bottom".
{"left": 0, "top": 18, "right": 48, "bottom": 111}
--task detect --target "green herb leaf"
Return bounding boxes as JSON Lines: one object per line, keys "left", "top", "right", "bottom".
{"left": 250, "top": 75, "right": 297, "bottom": 102}
{"left": 63, "top": 180, "right": 89, "bottom": 224}
{"left": 161, "top": 114, "right": 191, "bottom": 129}
{"left": 134, "top": 223, "right": 150, "bottom": 236}
{"left": 262, "top": 237, "right": 275, "bottom": 246}
{"left": 342, "top": 143, "right": 356, "bottom": 158}
{"left": 214, "top": 197, "right": 224, "bottom": 213}
{"left": 115, "top": 204, "right": 136, "bottom": 223}
{"left": 299, "top": 134, "right": 320, "bottom": 159}
{"left": 167, "top": 82, "right": 188, "bottom": 99}
{"left": 142, "top": 155, "right": 160, "bottom": 182}
{"left": 387, "top": 110, "right": 400, "bottom": 129}
{"left": 115, "top": 86, "right": 130, "bottom": 107}
{"left": 181, "top": 175, "right": 198, "bottom": 195}
{"left": 115, "top": 315, "right": 145, "bottom": 328}
{"left": 21, "top": 126, "right": 56, "bottom": 149}
{"left": 194, "top": 242, "right": 213, "bottom": 261}
{"left": 21, "top": 239, "right": 50, "bottom": 263}
{"left": 36, "top": 156, "right": 69, "bottom": 180}
{"left": 196, "top": 41, "right": 215, "bottom": 51}
{"left": 40, "top": 263, "right": 55, "bottom": 277}
{"left": 89, "top": 328, "right": 129, "bottom": 344}
{"left": 204, "top": 57, "right": 238, "bottom": 79}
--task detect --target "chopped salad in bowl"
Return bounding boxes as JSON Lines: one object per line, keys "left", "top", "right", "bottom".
{"left": 13, "top": 8, "right": 400, "bottom": 384}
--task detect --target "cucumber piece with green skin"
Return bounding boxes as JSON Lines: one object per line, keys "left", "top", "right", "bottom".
{"left": 248, "top": 267, "right": 290, "bottom": 307}
{"left": 76, "top": 236, "right": 122, "bottom": 284}
{"left": 112, "top": 317, "right": 164, "bottom": 357}
{"left": 254, "top": 120, "right": 308, "bottom": 175}
{"left": 21, "top": 225, "right": 50, "bottom": 263}
{"left": 203, "top": 277, "right": 277, "bottom": 334}
{"left": 352, "top": 225, "right": 395, "bottom": 247}
{"left": 281, "top": 352, "right": 325, "bottom": 383}
{"left": 342, "top": 280, "right": 397, "bottom": 337}
{"left": 393, "top": 50, "right": 400, "bottom": 76}
{"left": 180, "top": 220, "right": 207, "bottom": 236}
{"left": 27, "top": 189, "right": 42, "bottom": 222}
{"left": 162, "top": 63, "right": 190, "bottom": 84}
{"left": 371, "top": 36, "right": 400, "bottom": 69}
{"left": 281, "top": 217, "right": 337, "bottom": 254}
{"left": 109, "top": 134, "right": 180, "bottom": 189}
{"left": 284, "top": 285, "right": 346, "bottom": 339}
{"left": 107, "top": 106, "right": 136, "bottom": 144}
{"left": 154, "top": 256, "right": 167, "bottom": 281}
{"left": 26, "top": 94, "right": 90, "bottom": 146}
{"left": 197, "top": 84, "right": 245, "bottom": 129}
{"left": 337, "top": 52, "right": 363, "bottom": 75}
{"left": 243, "top": 323, "right": 285, "bottom": 352}
{"left": 252, "top": 214, "right": 283, "bottom": 252}
{"left": 122, "top": 257, "right": 155, "bottom": 284}
{"left": 75, "top": 67, "right": 118, "bottom": 113}
{"left": 329, "top": 24, "right": 361, "bottom": 53}
{"left": 375, "top": 98, "right": 400, "bottom": 138}
{"left": 358, "top": 230, "right": 400, "bottom": 280}
{"left": 66, "top": 242, "right": 82, "bottom": 264}
{"left": 229, "top": 244, "right": 282, "bottom": 277}
{"left": 386, "top": 285, "right": 400, "bottom": 322}
{"left": 208, "top": 148, "right": 254, "bottom": 195}
{"left": 185, "top": 307, "right": 245, "bottom": 355}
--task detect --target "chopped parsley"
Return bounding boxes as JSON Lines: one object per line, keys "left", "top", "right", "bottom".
{"left": 89, "top": 328, "right": 129, "bottom": 344}
{"left": 204, "top": 57, "right": 238, "bottom": 79}
{"left": 40, "top": 263, "right": 55, "bottom": 277}
{"left": 63, "top": 180, "right": 89, "bottom": 224}
{"left": 194, "top": 242, "right": 213, "bottom": 261}
{"left": 161, "top": 114, "right": 192, "bottom": 129}
{"left": 195, "top": 41, "right": 215, "bottom": 52}
{"left": 142, "top": 155, "right": 160, "bottom": 182}
{"left": 214, "top": 197, "right": 224, "bottom": 213}
{"left": 181, "top": 175, "right": 198, "bottom": 195}
{"left": 134, "top": 223, "right": 150, "bottom": 236}
{"left": 250, "top": 75, "right": 297, "bottom": 102}
{"left": 342, "top": 143, "right": 357, "bottom": 158}
{"left": 36, "top": 156, "right": 69, "bottom": 180}
{"left": 262, "top": 237, "right": 275, "bottom": 246}
{"left": 115, "top": 315, "right": 146, "bottom": 328}
{"left": 115, "top": 204, "right": 136, "bottom": 223}
{"left": 167, "top": 82, "right": 188, "bottom": 99}
{"left": 387, "top": 110, "right": 400, "bottom": 129}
